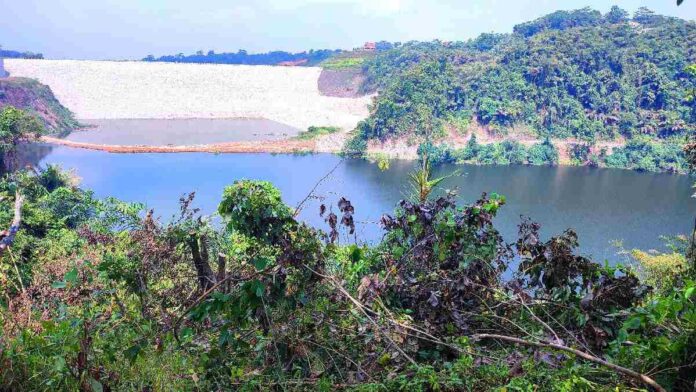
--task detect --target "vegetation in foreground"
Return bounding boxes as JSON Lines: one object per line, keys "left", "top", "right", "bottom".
{"left": 0, "top": 107, "right": 694, "bottom": 391}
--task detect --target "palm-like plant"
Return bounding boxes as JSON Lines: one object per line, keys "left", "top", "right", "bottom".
{"left": 409, "top": 150, "right": 458, "bottom": 203}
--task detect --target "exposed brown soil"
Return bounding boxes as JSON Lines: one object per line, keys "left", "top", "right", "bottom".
{"left": 41, "top": 136, "right": 316, "bottom": 154}
{"left": 318, "top": 68, "right": 368, "bottom": 98}
{"left": 367, "top": 126, "right": 626, "bottom": 162}
{"left": 0, "top": 77, "right": 79, "bottom": 135}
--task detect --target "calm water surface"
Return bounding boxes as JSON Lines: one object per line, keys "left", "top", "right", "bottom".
{"left": 67, "top": 118, "right": 300, "bottom": 145}
{"left": 23, "top": 144, "right": 695, "bottom": 263}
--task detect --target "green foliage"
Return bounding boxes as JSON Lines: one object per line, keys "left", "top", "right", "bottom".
{"left": 358, "top": 61, "right": 462, "bottom": 140}
{"left": 342, "top": 131, "right": 369, "bottom": 157}
{"left": 513, "top": 7, "right": 603, "bottom": 37}
{"left": 294, "top": 125, "right": 341, "bottom": 140}
{"left": 351, "top": 7, "right": 694, "bottom": 172}
{"left": 631, "top": 249, "right": 687, "bottom": 294}
{"left": 568, "top": 143, "right": 592, "bottom": 165}
{"left": 143, "top": 48, "right": 340, "bottom": 66}
{"left": 1, "top": 165, "right": 693, "bottom": 391}
{"left": 604, "top": 137, "right": 686, "bottom": 172}
{"left": 409, "top": 151, "right": 451, "bottom": 203}
{"left": 320, "top": 56, "right": 366, "bottom": 70}
{"left": 611, "top": 281, "right": 696, "bottom": 390}
{"left": 218, "top": 180, "right": 294, "bottom": 243}
{"left": 421, "top": 137, "right": 559, "bottom": 166}
{"left": 527, "top": 138, "right": 559, "bottom": 165}
{"left": 0, "top": 78, "right": 79, "bottom": 136}
{"left": 0, "top": 106, "right": 44, "bottom": 168}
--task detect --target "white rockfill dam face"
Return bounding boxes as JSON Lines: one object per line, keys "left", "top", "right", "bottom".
{"left": 5, "top": 59, "right": 371, "bottom": 131}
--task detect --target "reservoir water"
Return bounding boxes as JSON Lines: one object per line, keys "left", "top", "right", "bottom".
{"left": 67, "top": 118, "right": 301, "bottom": 145}
{"left": 19, "top": 143, "right": 696, "bottom": 264}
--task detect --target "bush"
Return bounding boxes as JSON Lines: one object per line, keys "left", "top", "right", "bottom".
{"left": 631, "top": 250, "right": 687, "bottom": 294}
{"left": 604, "top": 138, "right": 686, "bottom": 172}
{"left": 528, "top": 138, "right": 559, "bottom": 165}
{"left": 218, "top": 180, "right": 294, "bottom": 242}
{"left": 294, "top": 125, "right": 341, "bottom": 140}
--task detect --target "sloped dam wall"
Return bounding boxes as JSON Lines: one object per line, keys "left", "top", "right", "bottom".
{"left": 4, "top": 59, "right": 370, "bottom": 131}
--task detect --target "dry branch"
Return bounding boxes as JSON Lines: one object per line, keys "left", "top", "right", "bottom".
{"left": 474, "top": 333, "right": 667, "bottom": 392}
{"left": 0, "top": 192, "right": 24, "bottom": 253}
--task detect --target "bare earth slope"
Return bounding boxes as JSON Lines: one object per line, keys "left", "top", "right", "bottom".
{"left": 5, "top": 60, "right": 370, "bottom": 133}
{"left": 0, "top": 77, "right": 79, "bottom": 136}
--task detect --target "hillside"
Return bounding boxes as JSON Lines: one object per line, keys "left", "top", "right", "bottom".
{"left": 0, "top": 77, "right": 78, "bottom": 136}
{"left": 348, "top": 7, "right": 695, "bottom": 172}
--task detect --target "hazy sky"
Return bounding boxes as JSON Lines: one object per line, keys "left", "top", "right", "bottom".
{"left": 1, "top": 0, "right": 694, "bottom": 60}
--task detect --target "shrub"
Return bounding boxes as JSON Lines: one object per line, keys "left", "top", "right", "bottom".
{"left": 528, "top": 138, "right": 559, "bottom": 165}
{"left": 218, "top": 180, "right": 294, "bottom": 243}
{"left": 631, "top": 249, "right": 687, "bottom": 294}
{"left": 294, "top": 125, "right": 341, "bottom": 140}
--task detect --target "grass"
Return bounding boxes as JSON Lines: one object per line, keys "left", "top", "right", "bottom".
{"left": 320, "top": 57, "right": 366, "bottom": 70}
{"left": 294, "top": 126, "right": 341, "bottom": 140}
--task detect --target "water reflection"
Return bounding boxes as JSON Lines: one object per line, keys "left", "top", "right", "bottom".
{"left": 17, "top": 143, "right": 696, "bottom": 264}
{"left": 66, "top": 118, "right": 301, "bottom": 146}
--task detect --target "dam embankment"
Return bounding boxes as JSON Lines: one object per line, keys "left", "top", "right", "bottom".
{"left": 4, "top": 59, "right": 371, "bottom": 132}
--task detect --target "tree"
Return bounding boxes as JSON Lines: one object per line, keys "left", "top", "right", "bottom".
{"left": 605, "top": 6, "right": 629, "bottom": 24}
{"left": 0, "top": 106, "right": 44, "bottom": 169}
{"left": 633, "top": 7, "right": 660, "bottom": 25}
{"left": 528, "top": 138, "right": 559, "bottom": 165}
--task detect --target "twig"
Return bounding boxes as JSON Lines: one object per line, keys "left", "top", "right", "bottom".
{"left": 172, "top": 264, "right": 267, "bottom": 342}
{"left": 8, "top": 249, "right": 25, "bottom": 293}
{"left": 474, "top": 333, "right": 667, "bottom": 392}
{"left": 304, "top": 264, "right": 416, "bottom": 365}
{"left": 294, "top": 159, "right": 343, "bottom": 217}
{"left": 519, "top": 299, "right": 559, "bottom": 342}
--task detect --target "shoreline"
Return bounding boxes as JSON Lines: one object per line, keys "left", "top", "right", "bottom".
{"left": 39, "top": 136, "right": 690, "bottom": 175}
{"left": 40, "top": 136, "right": 316, "bottom": 154}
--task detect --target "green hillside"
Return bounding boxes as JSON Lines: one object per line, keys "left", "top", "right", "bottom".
{"left": 348, "top": 7, "right": 695, "bottom": 172}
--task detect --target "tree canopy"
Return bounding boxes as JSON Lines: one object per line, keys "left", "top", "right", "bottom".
{"left": 347, "top": 7, "right": 694, "bottom": 172}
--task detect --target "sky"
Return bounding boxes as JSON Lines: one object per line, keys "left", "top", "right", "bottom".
{"left": 1, "top": 0, "right": 694, "bottom": 60}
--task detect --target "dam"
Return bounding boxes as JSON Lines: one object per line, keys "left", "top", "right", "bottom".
{"left": 4, "top": 59, "right": 370, "bottom": 132}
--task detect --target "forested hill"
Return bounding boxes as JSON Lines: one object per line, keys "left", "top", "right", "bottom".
{"left": 351, "top": 7, "right": 695, "bottom": 171}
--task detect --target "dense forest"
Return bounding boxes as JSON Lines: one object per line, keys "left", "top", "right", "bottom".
{"left": 0, "top": 105, "right": 694, "bottom": 391}
{"left": 346, "top": 7, "right": 695, "bottom": 172}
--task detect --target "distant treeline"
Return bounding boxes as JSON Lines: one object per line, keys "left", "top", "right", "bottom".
{"left": 0, "top": 49, "right": 43, "bottom": 59}
{"left": 142, "top": 49, "right": 342, "bottom": 66}
{"left": 142, "top": 41, "right": 399, "bottom": 66}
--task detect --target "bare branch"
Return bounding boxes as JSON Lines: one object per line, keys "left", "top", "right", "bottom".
{"left": 294, "top": 159, "right": 343, "bottom": 217}
{"left": 0, "top": 192, "right": 24, "bottom": 253}
{"left": 474, "top": 333, "right": 667, "bottom": 392}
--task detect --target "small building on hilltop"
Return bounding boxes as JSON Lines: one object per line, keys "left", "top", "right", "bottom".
{"left": 363, "top": 42, "right": 376, "bottom": 51}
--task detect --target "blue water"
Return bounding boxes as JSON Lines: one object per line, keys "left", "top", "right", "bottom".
{"left": 25, "top": 144, "right": 696, "bottom": 264}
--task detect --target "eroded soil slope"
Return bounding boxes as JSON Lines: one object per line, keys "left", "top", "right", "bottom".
{"left": 0, "top": 77, "right": 79, "bottom": 135}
